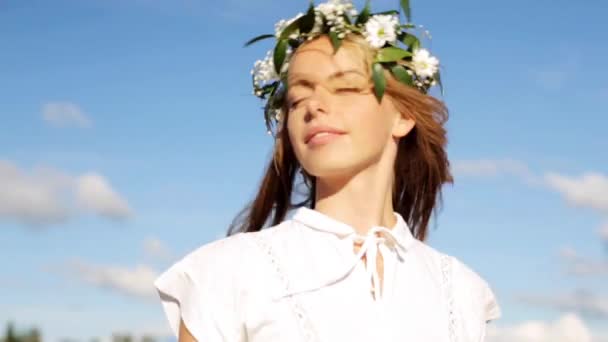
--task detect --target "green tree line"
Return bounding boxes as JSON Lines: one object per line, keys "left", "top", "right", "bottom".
{"left": 1, "top": 323, "right": 160, "bottom": 342}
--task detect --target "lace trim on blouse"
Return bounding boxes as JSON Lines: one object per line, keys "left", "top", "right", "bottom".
{"left": 441, "top": 254, "right": 457, "bottom": 342}
{"left": 252, "top": 232, "right": 319, "bottom": 342}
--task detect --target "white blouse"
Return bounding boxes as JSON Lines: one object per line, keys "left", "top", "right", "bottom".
{"left": 154, "top": 207, "right": 501, "bottom": 342}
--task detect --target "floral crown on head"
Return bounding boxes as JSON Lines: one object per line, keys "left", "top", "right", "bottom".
{"left": 245, "top": 0, "right": 443, "bottom": 136}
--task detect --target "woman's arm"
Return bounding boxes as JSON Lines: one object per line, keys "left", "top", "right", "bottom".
{"left": 179, "top": 319, "right": 197, "bottom": 342}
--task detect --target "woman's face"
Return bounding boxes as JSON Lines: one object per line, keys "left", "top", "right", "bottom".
{"left": 286, "top": 35, "right": 414, "bottom": 180}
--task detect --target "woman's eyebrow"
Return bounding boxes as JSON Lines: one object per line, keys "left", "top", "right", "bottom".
{"left": 289, "top": 78, "right": 315, "bottom": 89}
{"left": 288, "top": 69, "right": 367, "bottom": 87}
{"left": 327, "top": 69, "right": 367, "bottom": 80}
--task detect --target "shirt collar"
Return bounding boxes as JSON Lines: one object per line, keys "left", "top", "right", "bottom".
{"left": 291, "top": 206, "right": 416, "bottom": 251}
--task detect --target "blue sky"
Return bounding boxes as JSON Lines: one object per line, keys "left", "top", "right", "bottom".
{"left": 1, "top": 0, "right": 607, "bottom": 341}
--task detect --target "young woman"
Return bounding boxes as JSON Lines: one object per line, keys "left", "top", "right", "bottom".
{"left": 154, "top": 1, "right": 500, "bottom": 341}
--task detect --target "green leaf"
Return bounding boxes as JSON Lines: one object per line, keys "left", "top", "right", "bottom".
{"left": 376, "top": 47, "right": 412, "bottom": 62}
{"left": 400, "top": 23, "right": 416, "bottom": 29}
{"left": 355, "top": 0, "right": 371, "bottom": 25}
{"left": 280, "top": 16, "right": 303, "bottom": 40}
{"left": 401, "top": 33, "right": 420, "bottom": 51}
{"left": 400, "top": 0, "right": 412, "bottom": 23}
{"left": 263, "top": 83, "right": 283, "bottom": 132}
{"left": 273, "top": 39, "right": 288, "bottom": 75}
{"left": 342, "top": 13, "right": 352, "bottom": 25}
{"left": 329, "top": 31, "right": 342, "bottom": 53}
{"left": 390, "top": 65, "right": 413, "bottom": 87}
{"left": 264, "top": 101, "right": 272, "bottom": 129}
{"left": 371, "top": 10, "right": 399, "bottom": 16}
{"left": 272, "top": 84, "right": 285, "bottom": 107}
{"left": 300, "top": 2, "right": 316, "bottom": 33}
{"left": 435, "top": 71, "right": 444, "bottom": 96}
{"left": 262, "top": 82, "right": 278, "bottom": 94}
{"left": 244, "top": 34, "right": 275, "bottom": 47}
{"left": 372, "top": 62, "right": 386, "bottom": 102}
{"left": 280, "top": 73, "right": 289, "bottom": 93}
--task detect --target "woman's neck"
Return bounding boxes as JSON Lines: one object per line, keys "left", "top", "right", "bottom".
{"left": 313, "top": 162, "right": 396, "bottom": 236}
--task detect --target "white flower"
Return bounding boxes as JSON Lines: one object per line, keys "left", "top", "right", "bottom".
{"left": 273, "top": 108, "right": 283, "bottom": 121}
{"left": 310, "top": 12, "right": 324, "bottom": 35}
{"left": 411, "top": 48, "right": 439, "bottom": 79}
{"left": 251, "top": 48, "right": 293, "bottom": 90}
{"left": 316, "top": 0, "right": 354, "bottom": 17}
{"left": 275, "top": 12, "right": 304, "bottom": 39}
{"left": 315, "top": 0, "right": 355, "bottom": 35}
{"left": 252, "top": 50, "right": 279, "bottom": 89}
{"left": 274, "top": 0, "right": 357, "bottom": 41}
{"left": 364, "top": 14, "right": 399, "bottom": 48}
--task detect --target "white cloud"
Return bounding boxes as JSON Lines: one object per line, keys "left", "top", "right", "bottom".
{"left": 453, "top": 161, "right": 608, "bottom": 215}
{"left": 544, "top": 172, "right": 608, "bottom": 214}
{"left": 546, "top": 171, "right": 608, "bottom": 278}
{"left": 560, "top": 246, "right": 579, "bottom": 260}
{"left": 0, "top": 160, "right": 72, "bottom": 225}
{"left": 42, "top": 101, "right": 92, "bottom": 128}
{"left": 599, "top": 222, "right": 608, "bottom": 243}
{"left": 559, "top": 246, "right": 608, "bottom": 277}
{"left": 451, "top": 159, "right": 536, "bottom": 182}
{"left": 143, "top": 237, "right": 173, "bottom": 261}
{"left": 486, "top": 313, "right": 593, "bottom": 342}
{"left": 52, "top": 259, "right": 159, "bottom": 300}
{"left": 0, "top": 276, "right": 25, "bottom": 289}
{"left": 518, "top": 291, "right": 608, "bottom": 319}
{"left": 0, "top": 160, "right": 132, "bottom": 226}
{"left": 75, "top": 173, "right": 132, "bottom": 219}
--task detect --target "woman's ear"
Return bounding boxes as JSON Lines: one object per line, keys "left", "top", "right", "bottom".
{"left": 393, "top": 110, "right": 416, "bottom": 138}
{"left": 383, "top": 95, "right": 415, "bottom": 139}
{"left": 392, "top": 112, "right": 415, "bottom": 138}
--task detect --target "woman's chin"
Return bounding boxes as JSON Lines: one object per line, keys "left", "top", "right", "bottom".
{"left": 305, "top": 162, "right": 360, "bottom": 180}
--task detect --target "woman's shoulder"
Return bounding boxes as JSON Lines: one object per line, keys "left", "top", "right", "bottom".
{"left": 412, "top": 241, "right": 502, "bottom": 322}
{"left": 153, "top": 231, "right": 259, "bottom": 340}
{"left": 163, "top": 220, "right": 298, "bottom": 276}
{"left": 154, "top": 232, "right": 252, "bottom": 296}
{"left": 176, "top": 231, "right": 253, "bottom": 267}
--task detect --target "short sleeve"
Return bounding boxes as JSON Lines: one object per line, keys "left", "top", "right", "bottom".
{"left": 153, "top": 236, "right": 248, "bottom": 341}
{"left": 451, "top": 257, "right": 501, "bottom": 323}
{"left": 481, "top": 279, "right": 501, "bottom": 322}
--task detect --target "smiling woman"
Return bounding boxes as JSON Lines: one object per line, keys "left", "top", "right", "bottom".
{"left": 153, "top": 1, "right": 501, "bottom": 341}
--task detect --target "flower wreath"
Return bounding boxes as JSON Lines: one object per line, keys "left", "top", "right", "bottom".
{"left": 245, "top": 0, "right": 443, "bottom": 136}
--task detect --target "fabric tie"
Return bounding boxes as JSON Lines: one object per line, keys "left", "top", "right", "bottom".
{"left": 280, "top": 207, "right": 415, "bottom": 300}
{"left": 280, "top": 226, "right": 402, "bottom": 300}
{"left": 349, "top": 227, "right": 400, "bottom": 300}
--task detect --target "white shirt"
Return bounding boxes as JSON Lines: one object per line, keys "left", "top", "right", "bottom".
{"left": 154, "top": 207, "right": 501, "bottom": 342}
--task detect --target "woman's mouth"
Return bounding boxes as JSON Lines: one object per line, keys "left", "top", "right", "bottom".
{"left": 306, "top": 132, "right": 345, "bottom": 147}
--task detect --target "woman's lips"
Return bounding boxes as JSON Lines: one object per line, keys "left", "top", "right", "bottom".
{"left": 306, "top": 132, "right": 345, "bottom": 147}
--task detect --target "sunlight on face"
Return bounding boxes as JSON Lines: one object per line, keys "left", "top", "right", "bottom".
{"left": 287, "top": 69, "right": 372, "bottom": 112}
{"left": 286, "top": 35, "right": 402, "bottom": 180}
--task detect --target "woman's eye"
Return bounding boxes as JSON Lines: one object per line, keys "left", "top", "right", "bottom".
{"left": 335, "top": 87, "right": 361, "bottom": 93}
{"left": 289, "top": 99, "right": 303, "bottom": 109}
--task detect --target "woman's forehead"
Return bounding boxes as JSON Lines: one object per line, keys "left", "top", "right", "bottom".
{"left": 288, "top": 42, "right": 368, "bottom": 83}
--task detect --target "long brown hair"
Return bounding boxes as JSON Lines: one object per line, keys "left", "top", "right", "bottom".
{"left": 227, "top": 34, "right": 453, "bottom": 241}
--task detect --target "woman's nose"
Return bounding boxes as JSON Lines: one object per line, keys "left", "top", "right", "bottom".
{"left": 305, "top": 87, "right": 330, "bottom": 119}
